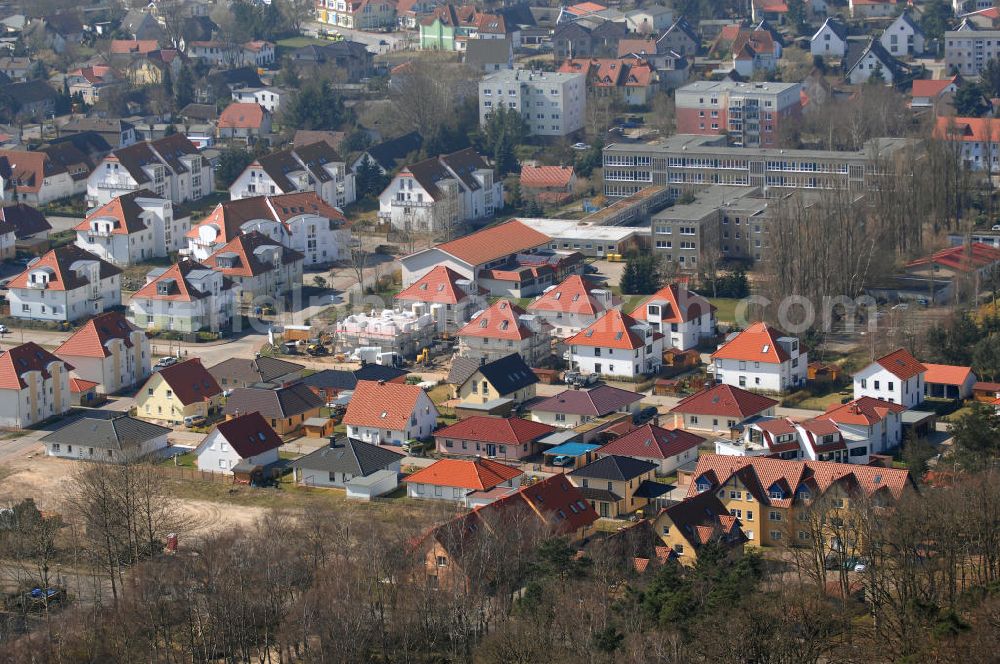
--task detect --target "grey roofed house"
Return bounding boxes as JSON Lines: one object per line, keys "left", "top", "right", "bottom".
{"left": 121, "top": 9, "right": 163, "bottom": 41}
{"left": 291, "top": 437, "right": 404, "bottom": 477}
{"left": 0, "top": 203, "right": 51, "bottom": 238}
{"left": 569, "top": 454, "right": 657, "bottom": 481}
{"left": 302, "top": 363, "right": 409, "bottom": 392}
{"left": 48, "top": 131, "right": 113, "bottom": 160}
{"left": 41, "top": 414, "right": 171, "bottom": 459}
{"left": 447, "top": 355, "right": 482, "bottom": 386}
{"left": 844, "top": 37, "right": 905, "bottom": 81}
{"left": 223, "top": 382, "right": 324, "bottom": 419}
{"left": 208, "top": 356, "right": 305, "bottom": 389}
{"left": 350, "top": 131, "right": 422, "bottom": 174}
{"left": 179, "top": 103, "right": 218, "bottom": 122}
{"left": 465, "top": 38, "right": 513, "bottom": 71}
{"left": 531, "top": 384, "right": 642, "bottom": 416}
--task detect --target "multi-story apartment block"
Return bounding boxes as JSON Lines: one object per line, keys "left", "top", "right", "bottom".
{"left": 74, "top": 191, "right": 191, "bottom": 266}
{"left": 934, "top": 116, "right": 1000, "bottom": 171}
{"left": 566, "top": 309, "right": 663, "bottom": 379}
{"left": 87, "top": 134, "right": 213, "bottom": 207}
{"left": 316, "top": 0, "right": 397, "bottom": 30}
{"left": 378, "top": 148, "right": 503, "bottom": 234}
{"left": 202, "top": 231, "right": 304, "bottom": 308}
{"left": 229, "top": 141, "right": 356, "bottom": 209}
{"left": 395, "top": 265, "right": 486, "bottom": 334}
{"left": 628, "top": 283, "right": 715, "bottom": 351}
{"left": 0, "top": 342, "right": 73, "bottom": 429}
{"left": 602, "top": 134, "right": 915, "bottom": 198}
{"left": 674, "top": 80, "right": 802, "bottom": 148}
{"left": 131, "top": 259, "right": 236, "bottom": 333}
{"left": 945, "top": 24, "right": 1000, "bottom": 76}
{"left": 478, "top": 69, "right": 586, "bottom": 138}
{"left": 8, "top": 246, "right": 122, "bottom": 322}
{"left": 456, "top": 298, "right": 552, "bottom": 367}
{"left": 55, "top": 311, "right": 151, "bottom": 395}
{"left": 186, "top": 192, "right": 350, "bottom": 267}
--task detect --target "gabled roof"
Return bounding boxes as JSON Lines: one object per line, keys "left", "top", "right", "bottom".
{"left": 519, "top": 164, "right": 575, "bottom": 189}
{"left": 110, "top": 39, "right": 160, "bottom": 55}
{"left": 218, "top": 102, "right": 266, "bottom": 130}
{"left": 8, "top": 245, "right": 121, "bottom": 292}
{"left": 671, "top": 383, "right": 778, "bottom": 419}
{"left": 661, "top": 489, "right": 745, "bottom": 552}
{"left": 558, "top": 57, "right": 655, "bottom": 88}
{"left": 922, "top": 363, "right": 975, "bottom": 386}
{"left": 629, "top": 283, "right": 715, "bottom": 324}
{"left": 434, "top": 219, "right": 550, "bottom": 266}
{"left": 912, "top": 76, "right": 960, "bottom": 99}
{"left": 203, "top": 231, "right": 303, "bottom": 277}
{"left": 0, "top": 342, "right": 72, "bottom": 390}
{"left": 207, "top": 356, "right": 304, "bottom": 386}
{"left": 906, "top": 241, "right": 1000, "bottom": 272}
{"left": 465, "top": 37, "right": 512, "bottom": 67}
{"left": 711, "top": 322, "right": 792, "bottom": 364}
{"left": 458, "top": 299, "right": 534, "bottom": 341}
{"left": 40, "top": 414, "right": 170, "bottom": 451}
{"left": 396, "top": 265, "right": 475, "bottom": 305}
{"left": 822, "top": 396, "right": 905, "bottom": 426}
{"left": 291, "top": 437, "right": 404, "bottom": 476}
{"left": 0, "top": 203, "right": 50, "bottom": 238}
{"left": 302, "top": 364, "right": 409, "bottom": 391}
{"left": 599, "top": 424, "right": 704, "bottom": 460}
{"left": 402, "top": 147, "right": 490, "bottom": 200}
{"left": 362, "top": 131, "right": 422, "bottom": 172}
{"left": 844, "top": 37, "right": 904, "bottom": 79}
{"left": 188, "top": 192, "right": 345, "bottom": 244}
{"left": 565, "top": 309, "right": 650, "bottom": 350}
{"left": 528, "top": 275, "right": 609, "bottom": 317}
{"left": 404, "top": 457, "right": 522, "bottom": 490}
{"left": 0, "top": 150, "right": 66, "bottom": 194}
{"left": 812, "top": 17, "right": 848, "bottom": 42}
{"left": 133, "top": 259, "right": 226, "bottom": 302}
{"left": 55, "top": 311, "right": 138, "bottom": 359}
{"left": 870, "top": 348, "right": 926, "bottom": 380}
{"left": 153, "top": 359, "right": 222, "bottom": 405}
{"left": 435, "top": 416, "right": 556, "bottom": 445}
{"left": 474, "top": 352, "right": 538, "bottom": 394}
{"left": 531, "top": 383, "right": 641, "bottom": 416}
{"left": 570, "top": 454, "right": 657, "bottom": 481}
{"left": 342, "top": 379, "right": 435, "bottom": 430}
{"left": 211, "top": 412, "right": 283, "bottom": 459}
{"left": 223, "top": 382, "right": 323, "bottom": 419}
{"left": 74, "top": 190, "right": 156, "bottom": 236}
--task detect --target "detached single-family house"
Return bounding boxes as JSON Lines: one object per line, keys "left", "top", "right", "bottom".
{"left": 74, "top": 190, "right": 190, "bottom": 266}
{"left": 853, "top": 347, "right": 926, "bottom": 408}
{"left": 229, "top": 141, "right": 356, "bottom": 209}
{"left": 435, "top": 416, "right": 556, "bottom": 461}
{"left": 711, "top": 322, "right": 807, "bottom": 393}
{"left": 911, "top": 76, "right": 961, "bottom": 108}
{"left": 222, "top": 382, "right": 324, "bottom": 435}
{"left": 821, "top": 397, "right": 904, "bottom": 459}
{"left": 55, "top": 311, "right": 151, "bottom": 395}
{"left": 87, "top": 134, "right": 213, "bottom": 207}
{"left": 923, "top": 363, "right": 977, "bottom": 400}
{"left": 7, "top": 246, "right": 122, "bottom": 323}
{"left": 519, "top": 165, "right": 578, "bottom": 206}
{"left": 136, "top": 359, "right": 223, "bottom": 425}
{"left": 598, "top": 424, "right": 704, "bottom": 476}
{"left": 628, "top": 283, "right": 715, "bottom": 351}
{"left": 844, "top": 37, "right": 905, "bottom": 86}
{"left": 208, "top": 356, "right": 304, "bottom": 390}
{"left": 291, "top": 437, "right": 405, "bottom": 499}
{"left": 849, "top": 0, "right": 900, "bottom": 19}
{"left": 530, "top": 383, "right": 642, "bottom": 428}
{"left": 404, "top": 457, "right": 523, "bottom": 505}
{"left": 301, "top": 364, "right": 409, "bottom": 403}
{"left": 527, "top": 275, "right": 617, "bottom": 338}
{"left": 343, "top": 379, "right": 439, "bottom": 445}
{"left": 217, "top": 102, "right": 272, "bottom": 143}
{"left": 0, "top": 342, "right": 73, "bottom": 429}
{"left": 881, "top": 11, "right": 925, "bottom": 58}
{"left": 566, "top": 309, "right": 664, "bottom": 379}
{"left": 669, "top": 383, "right": 779, "bottom": 433}
{"left": 130, "top": 259, "right": 237, "bottom": 333}
{"left": 569, "top": 455, "right": 665, "bottom": 518}
{"left": 0, "top": 148, "right": 88, "bottom": 205}
{"left": 195, "top": 412, "right": 282, "bottom": 474}
{"left": 41, "top": 414, "right": 170, "bottom": 462}
{"left": 448, "top": 352, "right": 539, "bottom": 408}
{"left": 810, "top": 17, "right": 848, "bottom": 59}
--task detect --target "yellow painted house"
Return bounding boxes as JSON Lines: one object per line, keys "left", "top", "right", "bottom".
{"left": 136, "top": 359, "right": 223, "bottom": 425}
{"left": 568, "top": 455, "right": 666, "bottom": 518}
{"left": 652, "top": 490, "right": 747, "bottom": 565}
{"left": 450, "top": 353, "right": 538, "bottom": 406}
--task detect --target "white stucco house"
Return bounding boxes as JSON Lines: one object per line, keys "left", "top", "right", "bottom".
{"left": 844, "top": 38, "right": 904, "bottom": 86}
{"left": 130, "top": 258, "right": 237, "bottom": 333}
{"left": 194, "top": 412, "right": 283, "bottom": 474}
{"left": 527, "top": 275, "right": 617, "bottom": 339}
{"left": 55, "top": 311, "right": 151, "bottom": 395}
{"left": 229, "top": 141, "right": 356, "bottom": 209}
{"left": 74, "top": 190, "right": 191, "bottom": 266}
{"left": 0, "top": 342, "right": 73, "bottom": 429}
{"left": 810, "top": 17, "right": 848, "bottom": 59}
{"left": 86, "top": 134, "right": 213, "bottom": 207}
{"left": 378, "top": 147, "right": 503, "bottom": 234}
{"left": 566, "top": 310, "right": 664, "bottom": 379}
{"left": 40, "top": 414, "right": 170, "bottom": 462}
{"left": 853, "top": 348, "right": 926, "bottom": 408}
{"left": 7, "top": 246, "right": 122, "bottom": 323}
{"left": 185, "top": 193, "right": 350, "bottom": 267}
{"left": 627, "top": 283, "right": 716, "bottom": 351}
{"left": 403, "top": 457, "right": 523, "bottom": 505}
{"left": 711, "top": 322, "right": 806, "bottom": 393}
{"left": 342, "top": 379, "right": 439, "bottom": 446}
{"left": 201, "top": 231, "right": 304, "bottom": 306}
{"left": 231, "top": 86, "right": 286, "bottom": 113}
{"left": 880, "top": 11, "right": 925, "bottom": 58}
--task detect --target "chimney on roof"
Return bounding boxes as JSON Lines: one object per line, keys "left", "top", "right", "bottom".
{"left": 378, "top": 379, "right": 386, "bottom": 386}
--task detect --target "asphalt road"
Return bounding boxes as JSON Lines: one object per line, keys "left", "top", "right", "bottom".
{"left": 304, "top": 20, "right": 411, "bottom": 54}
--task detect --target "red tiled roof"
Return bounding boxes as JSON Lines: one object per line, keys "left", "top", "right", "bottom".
{"left": 74, "top": 191, "right": 152, "bottom": 236}
{"left": 434, "top": 220, "right": 550, "bottom": 266}
{"left": 110, "top": 39, "right": 160, "bottom": 55}
{"left": 922, "top": 363, "right": 974, "bottom": 386}
{"left": 906, "top": 242, "right": 1000, "bottom": 273}
{"left": 154, "top": 359, "right": 221, "bottom": 406}
{"left": 974, "top": 381, "right": 1000, "bottom": 393}
{"left": 711, "top": 322, "right": 791, "bottom": 364}
{"left": 187, "top": 192, "right": 345, "bottom": 242}
{"left": 213, "top": 412, "right": 282, "bottom": 458}
{"left": 218, "top": 102, "right": 266, "bottom": 130}
{"left": 404, "top": 457, "right": 523, "bottom": 490}
{"left": 565, "top": 309, "right": 651, "bottom": 350}
{"left": 557, "top": 57, "right": 655, "bottom": 88}
{"left": 629, "top": 283, "right": 715, "bottom": 324}
{"left": 457, "top": 299, "right": 533, "bottom": 341}
{"left": 822, "top": 396, "right": 905, "bottom": 426}
{"left": 527, "top": 275, "right": 609, "bottom": 317}
{"left": 671, "top": 383, "right": 778, "bottom": 419}
{"left": 565, "top": 1, "right": 607, "bottom": 15}
{"left": 342, "top": 379, "right": 432, "bottom": 430}
{"left": 132, "top": 259, "right": 218, "bottom": 302}
{"left": 934, "top": 116, "right": 1000, "bottom": 142}
{"left": 69, "top": 377, "right": 98, "bottom": 393}
{"left": 519, "top": 165, "right": 575, "bottom": 189}
{"left": 599, "top": 424, "right": 703, "bottom": 460}
{"left": 754, "top": 0, "right": 788, "bottom": 11}
{"left": 435, "top": 416, "right": 556, "bottom": 445}
{"left": 8, "top": 245, "right": 121, "bottom": 292}
{"left": 912, "top": 76, "right": 959, "bottom": 98}
{"left": 872, "top": 348, "right": 926, "bottom": 380}
{"left": 203, "top": 231, "right": 303, "bottom": 277}
{"left": 0, "top": 342, "right": 72, "bottom": 390}
{"left": 0, "top": 150, "right": 51, "bottom": 194}
{"left": 55, "top": 311, "right": 137, "bottom": 359}
{"left": 396, "top": 265, "right": 476, "bottom": 305}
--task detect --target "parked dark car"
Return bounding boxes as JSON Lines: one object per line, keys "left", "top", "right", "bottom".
{"left": 633, "top": 406, "right": 659, "bottom": 425}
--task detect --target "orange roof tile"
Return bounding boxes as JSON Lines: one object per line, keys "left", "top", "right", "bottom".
{"left": 711, "top": 322, "right": 791, "bottom": 364}
{"left": 110, "top": 39, "right": 160, "bottom": 55}
{"left": 74, "top": 191, "right": 153, "bottom": 236}
{"left": 519, "top": 165, "right": 575, "bottom": 189}
{"left": 629, "top": 283, "right": 715, "bottom": 324}
{"left": 457, "top": 299, "right": 534, "bottom": 341}
{"left": 872, "top": 348, "right": 926, "bottom": 380}
{"left": 55, "top": 311, "right": 138, "bottom": 359}
{"left": 0, "top": 342, "right": 73, "bottom": 390}
{"left": 434, "top": 416, "right": 556, "bottom": 445}
{"left": 342, "top": 379, "right": 434, "bottom": 430}
{"left": 671, "top": 383, "right": 778, "bottom": 419}
{"left": 527, "top": 275, "right": 610, "bottom": 317}
{"left": 218, "top": 102, "right": 266, "bottom": 130}
{"left": 906, "top": 243, "right": 1000, "bottom": 273}
{"left": 912, "top": 76, "right": 959, "bottom": 98}
{"left": 922, "top": 363, "right": 974, "bottom": 386}
{"left": 934, "top": 116, "right": 1000, "bottom": 142}
{"left": 396, "top": 265, "right": 476, "bottom": 305}
{"left": 821, "top": 396, "right": 905, "bottom": 426}
{"left": 7, "top": 246, "right": 121, "bottom": 292}
{"left": 565, "top": 309, "right": 651, "bottom": 350}
{"left": 69, "top": 377, "right": 99, "bottom": 393}
{"left": 404, "top": 457, "right": 523, "bottom": 490}
{"left": 434, "top": 220, "right": 550, "bottom": 266}
{"left": 202, "top": 231, "right": 303, "bottom": 278}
